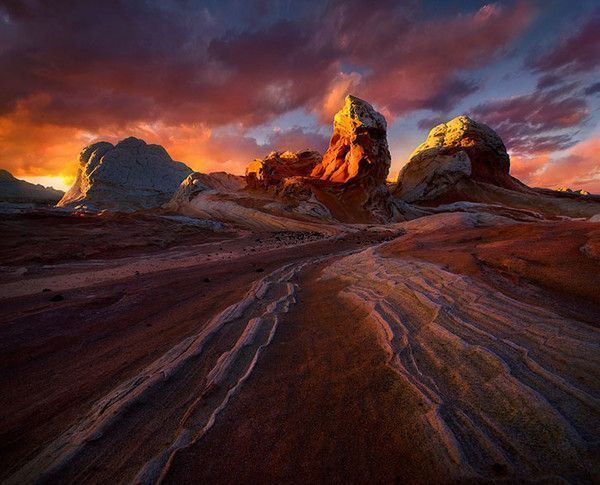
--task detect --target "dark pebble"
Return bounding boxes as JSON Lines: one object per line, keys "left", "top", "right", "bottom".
{"left": 50, "top": 294, "right": 64, "bottom": 302}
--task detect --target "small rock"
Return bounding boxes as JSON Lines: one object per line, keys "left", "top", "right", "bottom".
{"left": 50, "top": 294, "right": 64, "bottom": 302}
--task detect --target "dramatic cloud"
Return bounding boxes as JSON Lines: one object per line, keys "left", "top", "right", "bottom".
{"left": 0, "top": 105, "right": 328, "bottom": 180}
{"left": 0, "top": 0, "right": 533, "bottom": 128}
{"left": 528, "top": 11, "right": 600, "bottom": 76}
{"left": 536, "top": 74, "right": 563, "bottom": 90}
{"left": 471, "top": 12, "right": 600, "bottom": 190}
{"left": 266, "top": 127, "right": 328, "bottom": 154}
{"left": 471, "top": 82, "right": 597, "bottom": 193}
{"left": 0, "top": 0, "right": 596, "bottom": 191}
{"left": 470, "top": 87, "right": 588, "bottom": 155}
{"left": 0, "top": 103, "right": 91, "bottom": 179}
{"left": 416, "top": 117, "right": 448, "bottom": 131}
{"left": 584, "top": 82, "right": 600, "bottom": 96}
{"left": 509, "top": 153, "right": 551, "bottom": 183}
{"left": 522, "top": 137, "right": 600, "bottom": 193}
{"left": 353, "top": 2, "right": 532, "bottom": 116}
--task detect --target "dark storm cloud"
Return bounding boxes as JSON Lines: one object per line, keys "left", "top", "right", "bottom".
{"left": 536, "top": 74, "right": 563, "bottom": 90}
{"left": 471, "top": 88, "right": 588, "bottom": 154}
{"left": 0, "top": 0, "right": 218, "bottom": 123}
{"left": 584, "top": 82, "right": 600, "bottom": 96}
{"left": 416, "top": 116, "right": 448, "bottom": 131}
{"left": 423, "top": 78, "right": 480, "bottom": 113}
{"left": 528, "top": 10, "right": 600, "bottom": 75}
{"left": 0, "top": 0, "right": 534, "bottom": 131}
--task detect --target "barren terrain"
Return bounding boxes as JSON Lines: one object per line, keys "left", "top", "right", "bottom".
{"left": 0, "top": 209, "right": 598, "bottom": 484}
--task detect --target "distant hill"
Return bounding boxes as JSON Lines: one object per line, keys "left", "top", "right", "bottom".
{"left": 0, "top": 169, "right": 64, "bottom": 203}
{"left": 57, "top": 137, "right": 192, "bottom": 212}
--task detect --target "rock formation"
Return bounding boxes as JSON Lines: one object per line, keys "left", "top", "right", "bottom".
{"left": 556, "top": 187, "right": 590, "bottom": 196}
{"left": 167, "top": 170, "right": 335, "bottom": 233}
{"left": 0, "top": 169, "right": 64, "bottom": 203}
{"left": 57, "top": 137, "right": 192, "bottom": 212}
{"left": 395, "top": 116, "right": 525, "bottom": 203}
{"left": 169, "top": 171, "right": 245, "bottom": 205}
{"left": 311, "top": 95, "right": 390, "bottom": 187}
{"left": 393, "top": 116, "right": 600, "bottom": 218}
{"left": 241, "top": 95, "right": 398, "bottom": 223}
{"left": 311, "top": 95, "right": 395, "bottom": 221}
{"left": 246, "top": 150, "right": 322, "bottom": 190}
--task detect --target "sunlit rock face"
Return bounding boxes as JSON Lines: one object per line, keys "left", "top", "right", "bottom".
{"left": 242, "top": 150, "right": 334, "bottom": 222}
{"left": 395, "top": 116, "right": 520, "bottom": 203}
{"left": 310, "top": 95, "right": 396, "bottom": 221}
{"left": 240, "top": 96, "right": 401, "bottom": 223}
{"left": 556, "top": 187, "right": 590, "bottom": 196}
{"left": 57, "top": 137, "right": 192, "bottom": 211}
{"left": 312, "top": 95, "right": 391, "bottom": 187}
{"left": 246, "top": 94, "right": 394, "bottom": 195}
{"left": 245, "top": 150, "right": 322, "bottom": 190}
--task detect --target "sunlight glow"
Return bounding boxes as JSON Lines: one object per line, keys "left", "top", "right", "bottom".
{"left": 18, "top": 175, "right": 73, "bottom": 192}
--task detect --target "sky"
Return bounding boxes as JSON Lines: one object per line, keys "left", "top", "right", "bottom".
{"left": 0, "top": 0, "right": 598, "bottom": 193}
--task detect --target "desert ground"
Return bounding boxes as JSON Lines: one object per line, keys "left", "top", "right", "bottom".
{"left": 0, "top": 206, "right": 598, "bottom": 484}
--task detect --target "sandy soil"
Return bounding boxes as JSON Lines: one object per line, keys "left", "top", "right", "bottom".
{"left": 0, "top": 210, "right": 598, "bottom": 484}
{"left": 0, "top": 210, "right": 235, "bottom": 268}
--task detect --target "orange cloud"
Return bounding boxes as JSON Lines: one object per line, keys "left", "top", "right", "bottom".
{"left": 0, "top": 103, "right": 90, "bottom": 181}
{"left": 509, "top": 152, "right": 552, "bottom": 182}
{"left": 514, "top": 136, "right": 600, "bottom": 194}
{"left": 0, "top": 0, "right": 540, "bottom": 187}
{"left": 0, "top": 108, "right": 327, "bottom": 183}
